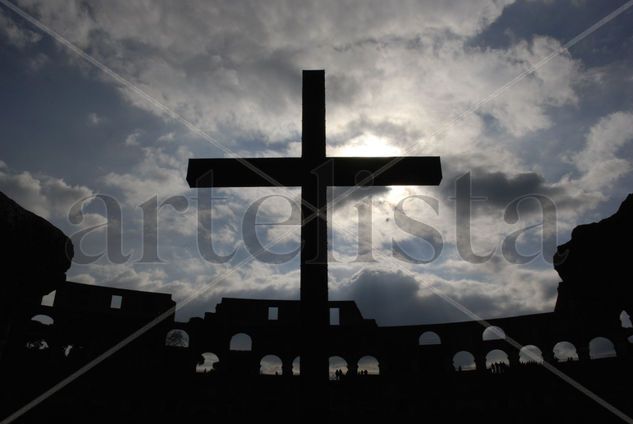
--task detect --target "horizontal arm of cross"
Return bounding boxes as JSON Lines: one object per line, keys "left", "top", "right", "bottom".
{"left": 187, "top": 158, "right": 303, "bottom": 187}
{"left": 327, "top": 156, "right": 442, "bottom": 186}
{"left": 187, "top": 156, "right": 442, "bottom": 188}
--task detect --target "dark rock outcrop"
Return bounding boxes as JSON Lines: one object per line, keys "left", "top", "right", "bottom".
{"left": 0, "top": 191, "right": 73, "bottom": 301}
{"left": 554, "top": 193, "right": 633, "bottom": 315}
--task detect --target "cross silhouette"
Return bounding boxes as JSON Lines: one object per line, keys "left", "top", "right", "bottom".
{"left": 186, "top": 70, "right": 442, "bottom": 383}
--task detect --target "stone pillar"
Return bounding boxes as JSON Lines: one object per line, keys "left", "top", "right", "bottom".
{"left": 475, "top": 355, "right": 486, "bottom": 372}
{"left": 542, "top": 347, "right": 556, "bottom": 365}
{"left": 575, "top": 341, "right": 591, "bottom": 362}
{"left": 613, "top": 338, "right": 629, "bottom": 359}
{"left": 348, "top": 359, "right": 358, "bottom": 377}
{"left": 282, "top": 358, "right": 293, "bottom": 377}
{"left": 508, "top": 351, "right": 521, "bottom": 368}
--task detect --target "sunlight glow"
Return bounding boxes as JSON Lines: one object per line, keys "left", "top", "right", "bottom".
{"left": 332, "top": 134, "right": 402, "bottom": 157}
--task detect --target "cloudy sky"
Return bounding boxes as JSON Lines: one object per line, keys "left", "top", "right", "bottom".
{"left": 1, "top": 0, "right": 632, "bottom": 324}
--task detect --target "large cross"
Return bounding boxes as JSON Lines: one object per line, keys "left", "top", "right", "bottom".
{"left": 186, "top": 70, "right": 442, "bottom": 384}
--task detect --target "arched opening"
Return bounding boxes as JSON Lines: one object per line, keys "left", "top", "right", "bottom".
{"left": 482, "top": 326, "right": 506, "bottom": 341}
{"left": 292, "top": 356, "right": 300, "bottom": 376}
{"left": 357, "top": 355, "right": 380, "bottom": 375}
{"left": 419, "top": 331, "right": 441, "bottom": 345}
{"left": 196, "top": 352, "right": 220, "bottom": 373}
{"left": 329, "top": 356, "right": 348, "bottom": 380}
{"left": 41, "top": 290, "right": 55, "bottom": 307}
{"left": 31, "top": 315, "right": 54, "bottom": 326}
{"left": 165, "top": 329, "right": 190, "bottom": 348}
{"left": 485, "top": 349, "right": 509, "bottom": 373}
{"left": 620, "top": 311, "right": 632, "bottom": 328}
{"left": 453, "top": 351, "right": 476, "bottom": 371}
{"left": 589, "top": 337, "right": 617, "bottom": 360}
{"left": 229, "top": 333, "right": 252, "bottom": 351}
{"left": 519, "top": 345, "right": 544, "bottom": 364}
{"left": 259, "top": 354, "right": 283, "bottom": 375}
{"left": 553, "top": 341, "right": 579, "bottom": 362}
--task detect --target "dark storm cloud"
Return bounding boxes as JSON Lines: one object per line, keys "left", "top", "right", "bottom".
{"left": 439, "top": 164, "right": 583, "bottom": 217}
{"left": 331, "top": 267, "right": 537, "bottom": 326}
{"left": 464, "top": 170, "right": 563, "bottom": 207}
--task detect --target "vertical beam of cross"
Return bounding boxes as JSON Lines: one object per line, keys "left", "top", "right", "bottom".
{"left": 300, "top": 71, "right": 329, "bottom": 385}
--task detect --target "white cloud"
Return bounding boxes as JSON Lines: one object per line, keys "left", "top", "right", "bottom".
{"left": 101, "top": 145, "right": 191, "bottom": 205}
{"left": 481, "top": 36, "right": 580, "bottom": 137}
{"left": 0, "top": 162, "right": 93, "bottom": 219}
{"left": 18, "top": 1, "right": 514, "bottom": 49}
{"left": 124, "top": 130, "right": 141, "bottom": 146}
{"left": 87, "top": 112, "right": 104, "bottom": 125}
{"left": 571, "top": 111, "right": 633, "bottom": 192}
{"left": 0, "top": 8, "right": 41, "bottom": 48}
{"left": 157, "top": 132, "right": 175, "bottom": 143}
{"left": 27, "top": 52, "right": 48, "bottom": 71}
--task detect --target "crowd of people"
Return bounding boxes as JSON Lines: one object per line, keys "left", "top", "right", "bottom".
{"left": 333, "top": 369, "right": 372, "bottom": 380}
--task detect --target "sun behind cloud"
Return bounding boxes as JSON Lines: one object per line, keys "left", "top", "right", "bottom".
{"left": 331, "top": 133, "right": 403, "bottom": 157}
